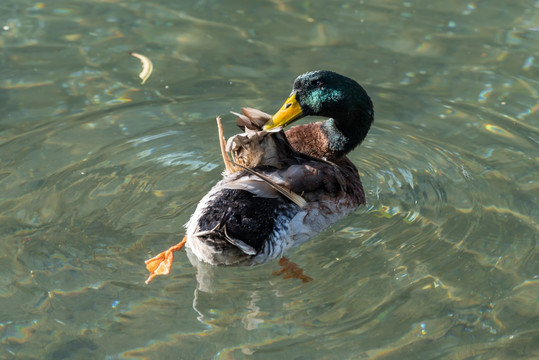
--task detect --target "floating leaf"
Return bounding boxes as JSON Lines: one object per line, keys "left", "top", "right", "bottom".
{"left": 129, "top": 52, "right": 153, "bottom": 85}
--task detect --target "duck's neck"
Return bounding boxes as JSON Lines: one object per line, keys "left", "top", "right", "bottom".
{"left": 285, "top": 115, "right": 370, "bottom": 161}
{"left": 321, "top": 117, "right": 363, "bottom": 158}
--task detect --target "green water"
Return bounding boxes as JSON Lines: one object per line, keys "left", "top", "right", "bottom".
{"left": 1, "top": 0, "right": 537, "bottom": 359}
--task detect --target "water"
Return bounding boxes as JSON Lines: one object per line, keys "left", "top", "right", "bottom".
{"left": 1, "top": 0, "right": 537, "bottom": 359}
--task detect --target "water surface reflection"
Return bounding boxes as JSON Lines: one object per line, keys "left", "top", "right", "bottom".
{"left": 1, "top": 0, "right": 537, "bottom": 359}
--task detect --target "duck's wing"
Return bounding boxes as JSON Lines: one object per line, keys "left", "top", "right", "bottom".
{"left": 233, "top": 163, "right": 308, "bottom": 209}
{"left": 272, "top": 156, "right": 363, "bottom": 205}
{"left": 222, "top": 158, "right": 356, "bottom": 206}
{"left": 273, "top": 161, "right": 349, "bottom": 199}
{"left": 232, "top": 107, "right": 272, "bottom": 130}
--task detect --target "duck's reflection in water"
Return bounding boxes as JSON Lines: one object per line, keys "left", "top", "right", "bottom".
{"left": 186, "top": 248, "right": 266, "bottom": 331}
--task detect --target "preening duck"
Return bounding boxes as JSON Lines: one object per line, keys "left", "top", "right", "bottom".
{"left": 145, "top": 70, "right": 374, "bottom": 283}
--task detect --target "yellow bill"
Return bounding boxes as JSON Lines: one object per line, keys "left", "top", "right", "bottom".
{"left": 263, "top": 92, "right": 304, "bottom": 130}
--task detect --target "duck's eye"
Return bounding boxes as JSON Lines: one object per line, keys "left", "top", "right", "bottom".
{"left": 316, "top": 80, "right": 324, "bottom": 89}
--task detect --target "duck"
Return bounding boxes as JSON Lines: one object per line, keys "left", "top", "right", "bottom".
{"left": 145, "top": 70, "right": 374, "bottom": 283}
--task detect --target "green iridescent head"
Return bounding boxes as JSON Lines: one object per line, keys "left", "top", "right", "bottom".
{"left": 264, "top": 70, "right": 374, "bottom": 152}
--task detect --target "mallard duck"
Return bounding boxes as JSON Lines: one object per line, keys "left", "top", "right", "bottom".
{"left": 145, "top": 70, "right": 374, "bottom": 283}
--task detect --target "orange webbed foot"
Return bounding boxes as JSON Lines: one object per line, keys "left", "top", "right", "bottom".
{"left": 272, "top": 257, "right": 313, "bottom": 283}
{"left": 145, "top": 236, "right": 187, "bottom": 284}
